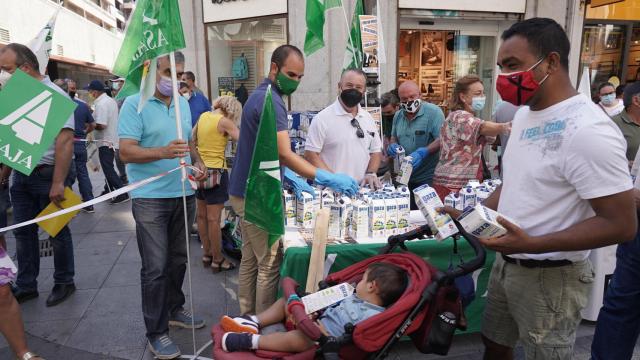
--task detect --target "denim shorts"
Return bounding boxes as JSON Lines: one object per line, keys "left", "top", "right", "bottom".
{"left": 195, "top": 170, "right": 229, "bottom": 205}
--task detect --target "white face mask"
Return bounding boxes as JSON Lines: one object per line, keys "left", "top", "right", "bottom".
{"left": 0, "top": 70, "right": 13, "bottom": 89}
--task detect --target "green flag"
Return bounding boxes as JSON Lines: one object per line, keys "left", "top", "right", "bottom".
{"left": 343, "top": 0, "right": 364, "bottom": 71}
{"left": 244, "top": 86, "right": 285, "bottom": 247}
{"left": 112, "top": 0, "right": 185, "bottom": 100}
{"left": 304, "top": 0, "right": 343, "bottom": 56}
{"left": 0, "top": 70, "right": 77, "bottom": 175}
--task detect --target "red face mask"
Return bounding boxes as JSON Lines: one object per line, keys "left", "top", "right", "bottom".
{"left": 496, "top": 58, "right": 549, "bottom": 106}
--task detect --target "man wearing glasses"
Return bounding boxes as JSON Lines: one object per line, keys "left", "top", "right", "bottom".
{"left": 305, "top": 69, "right": 383, "bottom": 190}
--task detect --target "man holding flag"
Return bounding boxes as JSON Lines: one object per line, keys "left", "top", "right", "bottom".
{"left": 229, "top": 44, "right": 359, "bottom": 316}
{"left": 113, "top": 1, "right": 207, "bottom": 358}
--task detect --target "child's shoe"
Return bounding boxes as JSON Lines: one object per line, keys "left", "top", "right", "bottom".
{"left": 220, "top": 315, "right": 259, "bottom": 334}
{"left": 222, "top": 332, "right": 253, "bottom": 352}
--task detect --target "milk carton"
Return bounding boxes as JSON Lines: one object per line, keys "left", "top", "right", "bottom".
{"left": 340, "top": 196, "right": 353, "bottom": 235}
{"left": 321, "top": 190, "right": 334, "bottom": 208}
{"left": 458, "top": 204, "right": 518, "bottom": 240}
{"left": 369, "top": 196, "right": 386, "bottom": 239}
{"left": 350, "top": 200, "right": 370, "bottom": 240}
{"left": 296, "top": 192, "right": 315, "bottom": 228}
{"left": 397, "top": 186, "right": 411, "bottom": 197}
{"left": 393, "top": 145, "right": 405, "bottom": 174}
{"left": 396, "top": 194, "right": 411, "bottom": 232}
{"left": 460, "top": 186, "right": 477, "bottom": 210}
{"left": 475, "top": 186, "right": 491, "bottom": 204}
{"left": 467, "top": 180, "right": 481, "bottom": 189}
{"left": 384, "top": 196, "right": 398, "bottom": 236}
{"left": 328, "top": 201, "right": 342, "bottom": 238}
{"left": 396, "top": 156, "right": 413, "bottom": 185}
{"left": 283, "top": 190, "right": 296, "bottom": 227}
{"left": 413, "top": 184, "right": 459, "bottom": 241}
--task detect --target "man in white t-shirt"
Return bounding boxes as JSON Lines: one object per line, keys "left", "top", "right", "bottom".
{"left": 446, "top": 18, "right": 636, "bottom": 359}
{"left": 87, "top": 80, "right": 129, "bottom": 204}
{"left": 304, "top": 69, "right": 383, "bottom": 189}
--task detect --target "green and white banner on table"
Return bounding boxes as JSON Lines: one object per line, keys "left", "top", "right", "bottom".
{"left": 0, "top": 70, "right": 76, "bottom": 175}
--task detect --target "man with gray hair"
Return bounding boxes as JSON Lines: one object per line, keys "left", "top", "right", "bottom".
{"left": 305, "top": 69, "right": 383, "bottom": 189}
{"left": 0, "top": 43, "right": 76, "bottom": 306}
{"left": 118, "top": 51, "right": 208, "bottom": 359}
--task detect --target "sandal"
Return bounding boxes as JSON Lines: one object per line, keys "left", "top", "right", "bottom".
{"left": 202, "top": 256, "right": 213, "bottom": 267}
{"left": 18, "top": 352, "right": 44, "bottom": 360}
{"left": 211, "top": 258, "right": 235, "bottom": 273}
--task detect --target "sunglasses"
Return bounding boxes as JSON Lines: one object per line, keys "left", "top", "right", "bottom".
{"left": 351, "top": 118, "right": 365, "bottom": 138}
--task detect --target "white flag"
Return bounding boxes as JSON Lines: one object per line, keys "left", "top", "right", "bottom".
{"left": 28, "top": 9, "right": 59, "bottom": 75}
{"left": 577, "top": 66, "right": 591, "bottom": 98}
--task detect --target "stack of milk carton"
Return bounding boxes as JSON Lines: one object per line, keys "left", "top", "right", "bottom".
{"left": 443, "top": 179, "right": 501, "bottom": 211}
{"left": 282, "top": 185, "right": 411, "bottom": 242}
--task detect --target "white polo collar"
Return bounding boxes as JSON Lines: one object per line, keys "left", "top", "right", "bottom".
{"left": 332, "top": 97, "right": 364, "bottom": 118}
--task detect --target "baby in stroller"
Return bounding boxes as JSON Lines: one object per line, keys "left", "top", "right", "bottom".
{"left": 220, "top": 262, "right": 408, "bottom": 354}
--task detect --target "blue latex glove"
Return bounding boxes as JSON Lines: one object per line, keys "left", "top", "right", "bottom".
{"left": 387, "top": 143, "right": 401, "bottom": 157}
{"left": 314, "top": 169, "right": 359, "bottom": 197}
{"left": 283, "top": 168, "right": 316, "bottom": 200}
{"left": 410, "top": 148, "right": 429, "bottom": 168}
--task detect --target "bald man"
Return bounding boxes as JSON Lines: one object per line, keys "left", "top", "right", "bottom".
{"left": 387, "top": 81, "right": 444, "bottom": 209}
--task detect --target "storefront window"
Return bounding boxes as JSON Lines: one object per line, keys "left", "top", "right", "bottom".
{"left": 206, "top": 17, "right": 287, "bottom": 104}
{"left": 397, "top": 30, "right": 495, "bottom": 118}
{"left": 628, "top": 25, "right": 640, "bottom": 83}
{"left": 580, "top": 24, "right": 627, "bottom": 95}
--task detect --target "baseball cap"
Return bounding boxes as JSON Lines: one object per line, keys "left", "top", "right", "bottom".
{"left": 85, "top": 80, "right": 106, "bottom": 91}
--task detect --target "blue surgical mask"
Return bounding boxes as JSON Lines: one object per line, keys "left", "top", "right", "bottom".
{"left": 601, "top": 94, "right": 616, "bottom": 106}
{"left": 471, "top": 96, "right": 486, "bottom": 111}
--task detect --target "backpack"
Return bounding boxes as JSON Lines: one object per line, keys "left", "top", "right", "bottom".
{"left": 232, "top": 54, "right": 249, "bottom": 80}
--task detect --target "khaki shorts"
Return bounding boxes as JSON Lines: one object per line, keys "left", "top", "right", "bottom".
{"left": 482, "top": 256, "right": 595, "bottom": 359}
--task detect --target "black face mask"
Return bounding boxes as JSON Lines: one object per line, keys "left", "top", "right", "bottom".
{"left": 340, "top": 88, "right": 363, "bottom": 108}
{"left": 68, "top": 91, "right": 76, "bottom": 99}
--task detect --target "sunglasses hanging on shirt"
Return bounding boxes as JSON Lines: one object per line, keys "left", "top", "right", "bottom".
{"left": 350, "top": 118, "right": 365, "bottom": 138}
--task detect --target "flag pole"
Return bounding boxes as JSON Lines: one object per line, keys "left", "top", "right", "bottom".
{"left": 341, "top": 0, "right": 359, "bottom": 67}
{"left": 169, "top": 50, "right": 199, "bottom": 358}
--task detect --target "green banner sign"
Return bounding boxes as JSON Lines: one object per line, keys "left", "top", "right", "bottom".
{"left": 0, "top": 70, "right": 76, "bottom": 175}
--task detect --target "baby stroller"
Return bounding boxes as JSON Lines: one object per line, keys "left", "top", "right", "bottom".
{"left": 211, "top": 219, "right": 486, "bottom": 359}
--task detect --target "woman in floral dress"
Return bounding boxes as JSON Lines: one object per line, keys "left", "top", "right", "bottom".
{"left": 0, "top": 246, "right": 44, "bottom": 359}
{"left": 433, "top": 75, "right": 511, "bottom": 200}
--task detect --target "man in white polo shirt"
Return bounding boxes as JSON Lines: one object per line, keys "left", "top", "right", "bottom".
{"left": 445, "top": 18, "right": 636, "bottom": 359}
{"left": 304, "top": 69, "right": 383, "bottom": 189}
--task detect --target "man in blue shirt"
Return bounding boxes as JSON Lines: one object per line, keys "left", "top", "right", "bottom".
{"left": 229, "top": 45, "right": 358, "bottom": 316}
{"left": 387, "top": 80, "right": 444, "bottom": 209}
{"left": 179, "top": 81, "right": 211, "bottom": 126}
{"left": 118, "top": 52, "right": 208, "bottom": 360}
{"left": 55, "top": 79, "right": 97, "bottom": 212}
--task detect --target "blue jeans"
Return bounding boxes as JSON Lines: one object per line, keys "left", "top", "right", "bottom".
{"left": 592, "top": 225, "right": 640, "bottom": 360}
{"left": 12, "top": 165, "right": 76, "bottom": 291}
{"left": 73, "top": 142, "right": 94, "bottom": 202}
{"left": 98, "top": 146, "right": 124, "bottom": 191}
{"left": 131, "top": 196, "right": 195, "bottom": 339}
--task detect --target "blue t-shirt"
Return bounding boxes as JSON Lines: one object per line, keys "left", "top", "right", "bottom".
{"left": 391, "top": 103, "right": 444, "bottom": 185}
{"left": 229, "top": 78, "right": 288, "bottom": 198}
{"left": 118, "top": 94, "right": 194, "bottom": 199}
{"left": 319, "top": 294, "right": 385, "bottom": 337}
{"left": 188, "top": 91, "right": 212, "bottom": 126}
{"left": 72, "top": 99, "right": 95, "bottom": 139}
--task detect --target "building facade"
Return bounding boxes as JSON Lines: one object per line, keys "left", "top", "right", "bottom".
{"left": 191, "top": 0, "right": 586, "bottom": 116}
{"left": 580, "top": 0, "right": 640, "bottom": 96}
{"left": 1, "top": 0, "right": 128, "bottom": 85}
